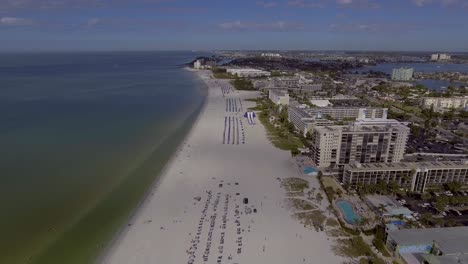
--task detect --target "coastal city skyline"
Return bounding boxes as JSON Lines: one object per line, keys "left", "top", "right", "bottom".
{"left": 1, "top": 0, "right": 468, "bottom": 51}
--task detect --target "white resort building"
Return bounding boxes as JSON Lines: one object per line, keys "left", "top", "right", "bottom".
{"left": 226, "top": 68, "right": 271, "bottom": 78}
{"left": 421, "top": 97, "right": 468, "bottom": 110}
{"left": 308, "top": 120, "right": 410, "bottom": 168}
{"left": 343, "top": 160, "right": 468, "bottom": 193}
{"left": 268, "top": 90, "right": 290, "bottom": 105}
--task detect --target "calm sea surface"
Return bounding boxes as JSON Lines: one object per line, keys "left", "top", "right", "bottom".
{"left": 0, "top": 51, "right": 207, "bottom": 263}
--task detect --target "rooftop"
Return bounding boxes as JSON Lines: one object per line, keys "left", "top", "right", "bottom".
{"left": 346, "top": 160, "right": 468, "bottom": 171}
{"left": 269, "top": 89, "right": 288, "bottom": 96}
{"left": 422, "top": 254, "right": 468, "bottom": 264}
{"left": 313, "top": 120, "right": 408, "bottom": 133}
{"left": 388, "top": 226, "right": 468, "bottom": 255}
{"left": 366, "top": 195, "right": 413, "bottom": 217}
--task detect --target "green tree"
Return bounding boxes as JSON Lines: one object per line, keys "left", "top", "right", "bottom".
{"left": 435, "top": 218, "right": 444, "bottom": 227}
{"left": 446, "top": 218, "right": 457, "bottom": 227}
{"left": 410, "top": 124, "right": 422, "bottom": 138}
{"left": 279, "top": 105, "right": 288, "bottom": 123}
{"left": 435, "top": 200, "right": 447, "bottom": 214}
{"left": 336, "top": 189, "right": 343, "bottom": 198}
{"left": 445, "top": 182, "right": 462, "bottom": 192}
{"left": 421, "top": 192, "right": 432, "bottom": 201}
{"left": 421, "top": 212, "right": 433, "bottom": 225}
{"left": 291, "top": 148, "right": 300, "bottom": 156}
{"left": 286, "top": 121, "right": 295, "bottom": 133}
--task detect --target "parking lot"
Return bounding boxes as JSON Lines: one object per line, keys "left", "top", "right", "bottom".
{"left": 399, "top": 193, "right": 468, "bottom": 226}
{"left": 406, "top": 134, "right": 465, "bottom": 154}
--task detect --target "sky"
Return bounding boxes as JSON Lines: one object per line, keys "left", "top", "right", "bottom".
{"left": 0, "top": 0, "right": 467, "bottom": 52}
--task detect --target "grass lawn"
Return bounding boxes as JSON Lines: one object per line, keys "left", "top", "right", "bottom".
{"left": 322, "top": 176, "right": 344, "bottom": 193}
{"left": 293, "top": 210, "right": 327, "bottom": 227}
{"left": 285, "top": 198, "right": 316, "bottom": 211}
{"left": 213, "top": 72, "right": 233, "bottom": 79}
{"left": 281, "top": 177, "right": 309, "bottom": 192}
{"left": 391, "top": 101, "right": 422, "bottom": 115}
{"left": 258, "top": 111, "right": 304, "bottom": 151}
{"left": 326, "top": 218, "right": 340, "bottom": 227}
{"left": 326, "top": 228, "right": 351, "bottom": 237}
{"left": 334, "top": 236, "right": 386, "bottom": 264}
{"left": 231, "top": 78, "right": 255, "bottom": 90}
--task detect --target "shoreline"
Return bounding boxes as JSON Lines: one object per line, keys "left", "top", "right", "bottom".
{"left": 96, "top": 67, "right": 209, "bottom": 263}
{"left": 102, "top": 69, "right": 344, "bottom": 264}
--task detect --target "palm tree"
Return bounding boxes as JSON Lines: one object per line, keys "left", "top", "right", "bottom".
{"left": 421, "top": 192, "right": 432, "bottom": 201}
{"left": 376, "top": 204, "right": 387, "bottom": 222}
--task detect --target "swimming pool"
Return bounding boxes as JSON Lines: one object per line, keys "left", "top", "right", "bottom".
{"left": 337, "top": 200, "right": 362, "bottom": 225}
{"left": 303, "top": 166, "right": 319, "bottom": 175}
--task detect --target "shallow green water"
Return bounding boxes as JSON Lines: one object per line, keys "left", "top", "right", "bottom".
{"left": 0, "top": 51, "right": 207, "bottom": 263}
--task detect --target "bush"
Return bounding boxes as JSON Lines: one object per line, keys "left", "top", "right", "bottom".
{"left": 231, "top": 78, "right": 255, "bottom": 90}
{"left": 291, "top": 148, "right": 300, "bottom": 156}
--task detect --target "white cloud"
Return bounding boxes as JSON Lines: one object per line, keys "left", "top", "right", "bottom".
{"left": 336, "top": 0, "right": 379, "bottom": 8}
{"left": 218, "top": 20, "right": 304, "bottom": 31}
{"left": 411, "top": 0, "right": 468, "bottom": 7}
{"left": 0, "top": 17, "right": 33, "bottom": 26}
{"left": 329, "top": 22, "right": 419, "bottom": 33}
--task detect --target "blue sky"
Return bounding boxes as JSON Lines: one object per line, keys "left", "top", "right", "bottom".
{"left": 0, "top": 0, "right": 467, "bottom": 51}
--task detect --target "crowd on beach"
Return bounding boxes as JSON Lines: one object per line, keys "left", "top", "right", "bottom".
{"left": 186, "top": 180, "right": 254, "bottom": 264}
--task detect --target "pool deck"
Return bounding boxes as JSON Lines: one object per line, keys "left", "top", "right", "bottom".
{"left": 333, "top": 196, "right": 378, "bottom": 230}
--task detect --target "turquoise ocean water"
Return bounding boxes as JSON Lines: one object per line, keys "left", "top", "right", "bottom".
{"left": 0, "top": 51, "right": 207, "bottom": 263}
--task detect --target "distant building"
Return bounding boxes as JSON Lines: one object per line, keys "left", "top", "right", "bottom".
{"left": 273, "top": 77, "right": 299, "bottom": 87}
{"left": 226, "top": 68, "right": 271, "bottom": 77}
{"left": 288, "top": 107, "right": 387, "bottom": 137}
{"left": 309, "top": 99, "right": 331, "bottom": 107}
{"left": 261, "top": 53, "right": 281, "bottom": 58}
{"left": 306, "top": 107, "right": 388, "bottom": 121}
{"left": 390, "top": 82, "right": 413, "bottom": 88}
{"left": 205, "top": 60, "right": 217, "bottom": 68}
{"left": 268, "top": 90, "right": 289, "bottom": 105}
{"left": 421, "top": 97, "right": 468, "bottom": 110}
{"left": 391, "top": 67, "right": 414, "bottom": 81}
{"left": 309, "top": 120, "right": 409, "bottom": 168}
{"left": 300, "top": 83, "right": 323, "bottom": 93}
{"left": 385, "top": 226, "right": 468, "bottom": 264}
{"left": 343, "top": 160, "right": 468, "bottom": 193}
{"left": 365, "top": 195, "right": 413, "bottom": 220}
{"left": 252, "top": 79, "right": 270, "bottom": 89}
{"left": 269, "top": 77, "right": 322, "bottom": 93}
{"left": 288, "top": 107, "right": 334, "bottom": 136}
{"left": 431, "top": 53, "right": 451, "bottom": 61}
{"left": 194, "top": 60, "right": 202, "bottom": 69}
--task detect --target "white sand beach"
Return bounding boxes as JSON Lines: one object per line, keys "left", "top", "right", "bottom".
{"left": 102, "top": 70, "right": 345, "bottom": 264}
